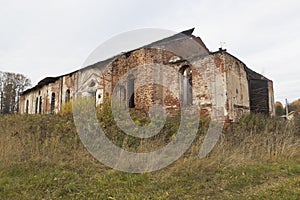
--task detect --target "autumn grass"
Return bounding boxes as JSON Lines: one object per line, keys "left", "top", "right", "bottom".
{"left": 0, "top": 112, "right": 300, "bottom": 199}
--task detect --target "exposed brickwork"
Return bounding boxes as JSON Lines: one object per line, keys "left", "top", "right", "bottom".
{"left": 20, "top": 30, "right": 274, "bottom": 122}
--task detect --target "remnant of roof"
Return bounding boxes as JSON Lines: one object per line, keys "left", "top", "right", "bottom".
{"left": 192, "top": 36, "right": 210, "bottom": 53}
{"left": 23, "top": 28, "right": 209, "bottom": 95}
{"left": 211, "top": 49, "right": 271, "bottom": 81}
{"left": 38, "top": 77, "right": 59, "bottom": 85}
{"left": 146, "top": 28, "right": 195, "bottom": 47}
{"left": 145, "top": 28, "right": 209, "bottom": 52}
{"left": 22, "top": 70, "right": 78, "bottom": 95}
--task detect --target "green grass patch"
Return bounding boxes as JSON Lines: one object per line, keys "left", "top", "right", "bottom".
{"left": 0, "top": 113, "right": 300, "bottom": 199}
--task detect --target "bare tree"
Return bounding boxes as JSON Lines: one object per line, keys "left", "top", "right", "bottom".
{"left": 0, "top": 71, "right": 31, "bottom": 114}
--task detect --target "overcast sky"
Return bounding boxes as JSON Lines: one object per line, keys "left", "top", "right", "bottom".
{"left": 0, "top": 0, "right": 299, "bottom": 103}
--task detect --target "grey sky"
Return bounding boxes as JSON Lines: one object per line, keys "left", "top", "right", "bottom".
{"left": 0, "top": 0, "right": 299, "bottom": 103}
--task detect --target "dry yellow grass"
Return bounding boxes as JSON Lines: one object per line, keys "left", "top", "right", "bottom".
{"left": 0, "top": 113, "right": 299, "bottom": 199}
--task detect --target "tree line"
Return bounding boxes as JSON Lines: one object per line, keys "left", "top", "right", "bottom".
{"left": 0, "top": 71, "right": 31, "bottom": 114}
{"left": 275, "top": 100, "right": 300, "bottom": 116}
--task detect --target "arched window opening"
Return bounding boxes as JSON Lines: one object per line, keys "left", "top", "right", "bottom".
{"left": 39, "top": 96, "right": 42, "bottom": 114}
{"left": 128, "top": 74, "right": 135, "bottom": 108}
{"left": 35, "top": 97, "right": 38, "bottom": 114}
{"left": 51, "top": 93, "right": 55, "bottom": 114}
{"left": 180, "top": 65, "right": 193, "bottom": 106}
{"left": 65, "top": 89, "right": 71, "bottom": 103}
{"left": 26, "top": 100, "right": 29, "bottom": 114}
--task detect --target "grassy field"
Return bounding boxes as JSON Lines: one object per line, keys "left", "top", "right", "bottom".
{"left": 0, "top": 112, "right": 300, "bottom": 199}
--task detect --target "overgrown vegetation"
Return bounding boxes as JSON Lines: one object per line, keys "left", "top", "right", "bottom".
{"left": 0, "top": 109, "right": 300, "bottom": 199}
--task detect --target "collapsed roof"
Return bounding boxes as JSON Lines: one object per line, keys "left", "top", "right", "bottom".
{"left": 22, "top": 28, "right": 269, "bottom": 95}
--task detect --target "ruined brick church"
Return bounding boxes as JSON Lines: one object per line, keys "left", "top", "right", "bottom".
{"left": 20, "top": 28, "right": 275, "bottom": 122}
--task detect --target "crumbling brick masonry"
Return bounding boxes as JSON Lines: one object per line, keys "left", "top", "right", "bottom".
{"left": 19, "top": 28, "right": 275, "bottom": 122}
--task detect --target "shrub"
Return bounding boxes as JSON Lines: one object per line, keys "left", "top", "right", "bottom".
{"left": 61, "top": 101, "right": 73, "bottom": 115}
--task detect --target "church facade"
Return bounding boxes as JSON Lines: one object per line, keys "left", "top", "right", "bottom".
{"left": 19, "top": 28, "right": 274, "bottom": 122}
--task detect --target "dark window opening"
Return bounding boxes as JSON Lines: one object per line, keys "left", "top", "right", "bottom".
{"left": 51, "top": 93, "right": 55, "bottom": 114}
{"left": 39, "top": 96, "right": 42, "bottom": 114}
{"left": 35, "top": 97, "right": 38, "bottom": 114}
{"left": 65, "top": 89, "right": 71, "bottom": 103}
{"left": 180, "top": 65, "right": 193, "bottom": 106}
{"left": 128, "top": 75, "right": 135, "bottom": 108}
{"left": 89, "top": 81, "right": 95, "bottom": 87}
{"left": 26, "top": 100, "right": 29, "bottom": 114}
